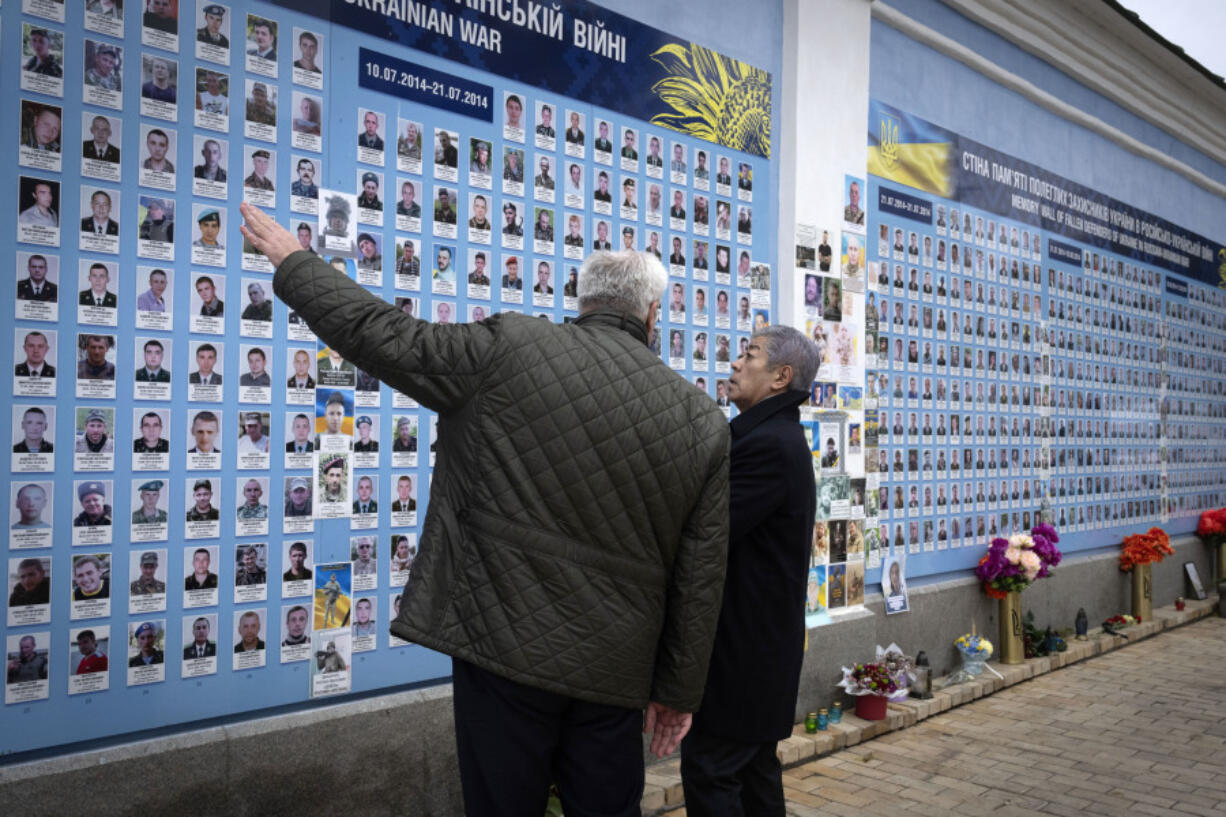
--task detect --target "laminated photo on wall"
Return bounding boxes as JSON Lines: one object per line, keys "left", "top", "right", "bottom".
{"left": 128, "top": 548, "right": 168, "bottom": 615}
{"left": 19, "top": 100, "right": 64, "bottom": 174}
{"left": 133, "top": 265, "right": 173, "bottom": 331}
{"left": 184, "top": 477, "right": 221, "bottom": 541}
{"left": 68, "top": 625, "right": 110, "bottom": 696}
{"left": 234, "top": 543, "right": 269, "bottom": 604}
{"left": 350, "top": 535, "right": 378, "bottom": 592}
{"left": 126, "top": 618, "right": 166, "bottom": 686}
{"left": 193, "top": 67, "right": 230, "bottom": 132}
{"left": 351, "top": 474, "right": 378, "bottom": 530}
{"left": 390, "top": 473, "right": 419, "bottom": 527}
{"left": 393, "top": 177, "right": 422, "bottom": 235}
{"left": 71, "top": 480, "right": 113, "bottom": 547}
{"left": 233, "top": 608, "right": 267, "bottom": 671}
{"left": 235, "top": 477, "right": 271, "bottom": 538}
{"left": 313, "top": 562, "right": 351, "bottom": 632}
{"left": 139, "top": 54, "right": 178, "bottom": 122}
{"left": 72, "top": 405, "right": 114, "bottom": 471}
{"left": 8, "top": 556, "right": 51, "bottom": 627}
{"left": 351, "top": 595, "right": 378, "bottom": 653}
{"left": 317, "top": 189, "right": 358, "bottom": 256}
{"left": 315, "top": 451, "right": 352, "bottom": 520}
{"left": 310, "top": 628, "right": 351, "bottom": 698}
{"left": 389, "top": 533, "right": 416, "bottom": 586}
{"left": 194, "top": 1, "right": 231, "bottom": 64}
{"left": 78, "top": 186, "right": 120, "bottom": 255}
{"left": 183, "top": 544, "right": 220, "bottom": 610}
{"left": 6, "top": 631, "right": 51, "bottom": 704}
{"left": 181, "top": 613, "right": 219, "bottom": 679}
{"left": 189, "top": 272, "right": 224, "bottom": 334}
{"left": 23, "top": 24, "right": 65, "bottom": 99}
{"left": 291, "top": 91, "right": 323, "bottom": 152}
{"left": 12, "top": 404, "right": 55, "bottom": 474}
{"left": 132, "top": 408, "right": 170, "bottom": 472}
{"left": 280, "top": 602, "right": 312, "bottom": 663}
{"left": 356, "top": 170, "right": 384, "bottom": 228}
{"left": 290, "top": 156, "right": 321, "bottom": 215}
{"left": 187, "top": 341, "right": 223, "bottom": 404}
{"left": 136, "top": 196, "right": 175, "bottom": 262}
{"left": 236, "top": 409, "right": 271, "bottom": 470}
{"left": 16, "top": 250, "right": 61, "bottom": 324}
{"left": 17, "top": 176, "right": 61, "bottom": 248}
{"left": 191, "top": 133, "right": 228, "bottom": 198}
{"left": 282, "top": 539, "right": 314, "bottom": 598}
{"left": 129, "top": 478, "right": 169, "bottom": 544}
{"left": 292, "top": 26, "right": 324, "bottom": 88}
{"left": 70, "top": 552, "right": 111, "bottom": 621}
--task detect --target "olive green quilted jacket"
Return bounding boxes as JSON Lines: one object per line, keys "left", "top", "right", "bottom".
{"left": 274, "top": 251, "right": 729, "bottom": 711}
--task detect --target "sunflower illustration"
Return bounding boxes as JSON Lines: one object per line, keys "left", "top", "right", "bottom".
{"left": 649, "top": 42, "right": 772, "bottom": 158}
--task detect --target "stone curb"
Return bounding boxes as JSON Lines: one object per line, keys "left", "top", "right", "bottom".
{"left": 640, "top": 596, "right": 1220, "bottom": 815}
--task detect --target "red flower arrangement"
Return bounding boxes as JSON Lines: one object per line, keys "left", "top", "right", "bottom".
{"left": 1196, "top": 508, "right": 1226, "bottom": 545}
{"left": 1119, "top": 527, "right": 1172, "bottom": 572}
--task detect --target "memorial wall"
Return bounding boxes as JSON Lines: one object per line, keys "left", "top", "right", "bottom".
{"left": 1, "top": 0, "right": 776, "bottom": 755}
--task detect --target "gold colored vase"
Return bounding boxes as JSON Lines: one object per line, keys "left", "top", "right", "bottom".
{"left": 998, "top": 591, "right": 1024, "bottom": 665}
{"left": 1131, "top": 563, "right": 1152, "bottom": 621}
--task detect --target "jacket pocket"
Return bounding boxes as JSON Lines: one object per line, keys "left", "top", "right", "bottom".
{"left": 448, "top": 507, "right": 667, "bottom": 694}
{"left": 461, "top": 507, "right": 667, "bottom": 586}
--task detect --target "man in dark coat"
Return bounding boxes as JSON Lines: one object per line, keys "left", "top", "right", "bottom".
{"left": 681, "top": 324, "right": 818, "bottom": 817}
{"left": 239, "top": 202, "right": 729, "bottom": 817}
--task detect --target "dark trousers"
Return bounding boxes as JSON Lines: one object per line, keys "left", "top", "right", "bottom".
{"left": 451, "top": 658, "right": 644, "bottom": 817}
{"left": 680, "top": 725, "right": 785, "bottom": 817}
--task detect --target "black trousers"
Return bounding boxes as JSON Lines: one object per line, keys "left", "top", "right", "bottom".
{"left": 451, "top": 658, "right": 644, "bottom": 817}
{"left": 680, "top": 725, "right": 785, "bottom": 817}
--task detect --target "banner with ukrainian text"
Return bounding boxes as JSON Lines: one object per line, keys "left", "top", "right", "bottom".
{"left": 868, "top": 99, "right": 1225, "bottom": 284}
{"left": 272, "top": 0, "right": 773, "bottom": 157}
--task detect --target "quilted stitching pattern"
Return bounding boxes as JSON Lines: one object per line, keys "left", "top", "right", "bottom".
{"left": 276, "top": 252, "right": 730, "bottom": 710}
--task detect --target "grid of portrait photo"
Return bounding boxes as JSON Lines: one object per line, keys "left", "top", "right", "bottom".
{"left": 863, "top": 192, "right": 1226, "bottom": 577}
{"left": 5, "top": 0, "right": 769, "bottom": 716}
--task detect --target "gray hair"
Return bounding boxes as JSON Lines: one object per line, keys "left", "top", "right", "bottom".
{"left": 753, "top": 325, "right": 819, "bottom": 392}
{"left": 576, "top": 250, "right": 667, "bottom": 320}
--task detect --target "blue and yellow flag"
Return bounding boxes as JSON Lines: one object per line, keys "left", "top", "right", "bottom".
{"left": 868, "top": 100, "right": 955, "bottom": 198}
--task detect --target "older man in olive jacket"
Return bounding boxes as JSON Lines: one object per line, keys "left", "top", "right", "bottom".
{"left": 240, "top": 203, "right": 729, "bottom": 817}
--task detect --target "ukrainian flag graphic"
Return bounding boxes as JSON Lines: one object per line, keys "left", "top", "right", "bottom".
{"left": 868, "top": 100, "right": 955, "bottom": 198}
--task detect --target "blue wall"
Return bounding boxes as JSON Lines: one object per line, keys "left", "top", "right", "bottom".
{"left": 871, "top": 0, "right": 1226, "bottom": 242}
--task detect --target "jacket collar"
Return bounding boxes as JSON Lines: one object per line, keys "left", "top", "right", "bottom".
{"left": 573, "top": 309, "right": 649, "bottom": 346}
{"left": 730, "top": 390, "right": 808, "bottom": 438}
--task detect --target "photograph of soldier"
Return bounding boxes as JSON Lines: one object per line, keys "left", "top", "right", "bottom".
{"left": 9, "top": 558, "right": 50, "bottom": 607}
{"left": 186, "top": 479, "right": 220, "bottom": 523}
{"left": 73, "top": 481, "right": 112, "bottom": 527}
{"left": 11, "top": 483, "right": 51, "bottom": 530}
{"left": 134, "top": 411, "right": 169, "bottom": 454}
{"left": 235, "top": 545, "right": 267, "bottom": 587}
{"left": 131, "top": 480, "right": 167, "bottom": 525}
{"left": 128, "top": 621, "right": 164, "bottom": 666}
{"left": 197, "top": 3, "right": 230, "bottom": 49}
{"left": 236, "top": 478, "right": 269, "bottom": 523}
{"left": 13, "top": 407, "right": 53, "bottom": 454}
{"left": 130, "top": 551, "right": 166, "bottom": 596}
{"left": 185, "top": 546, "right": 218, "bottom": 590}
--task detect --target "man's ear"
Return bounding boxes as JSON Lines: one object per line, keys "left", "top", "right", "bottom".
{"left": 774, "top": 364, "right": 794, "bottom": 392}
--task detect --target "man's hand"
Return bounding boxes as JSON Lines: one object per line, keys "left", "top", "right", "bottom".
{"left": 239, "top": 202, "right": 303, "bottom": 269}
{"left": 643, "top": 701, "right": 692, "bottom": 758}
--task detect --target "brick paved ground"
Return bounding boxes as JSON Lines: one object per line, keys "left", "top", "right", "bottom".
{"left": 664, "top": 616, "right": 1226, "bottom": 817}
